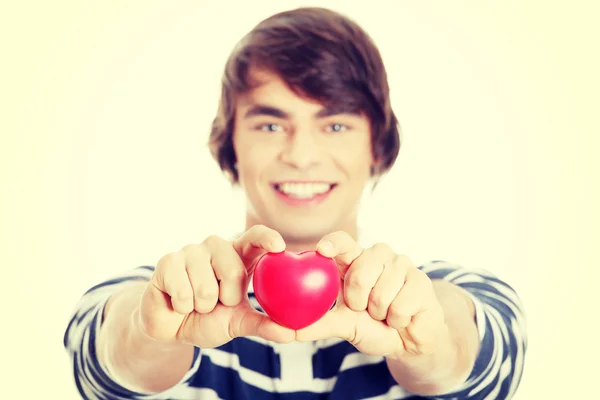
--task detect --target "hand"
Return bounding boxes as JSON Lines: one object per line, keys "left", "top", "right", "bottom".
{"left": 138, "top": 225, "right": 295, "bottom": 349}
{"left": 295, "top": 231, "right": 448, "bottom": 359}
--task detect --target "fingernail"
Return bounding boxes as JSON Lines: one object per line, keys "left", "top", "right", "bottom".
{"left": 270, "top": 238, "right": 285, "bottom": 251}
{"left": 318, "top": 240, "right": 334, "bottom": 254}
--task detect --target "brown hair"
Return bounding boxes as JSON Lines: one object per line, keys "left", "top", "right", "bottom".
{"left": 208, "top": 7, "right": 401, "bottom": 183}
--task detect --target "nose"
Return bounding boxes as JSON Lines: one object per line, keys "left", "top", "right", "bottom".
{"left": 279, "top": 130, "right": 320, "bottom": 169}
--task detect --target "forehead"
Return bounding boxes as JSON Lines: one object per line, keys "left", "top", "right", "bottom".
{"left": 236, "top": 68, "right": 321, "bottom": 109}
{"left": 235, "top": 68, "right": 371, "bottom": 123}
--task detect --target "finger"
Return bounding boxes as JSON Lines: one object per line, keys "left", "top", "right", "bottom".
{"left": 232, "top": 225, "right": 286, "bottom": 265}
{"left": 343, "top": 247, "right": 387, "bottom": 311}
{"left": 316, "top": 231, "right": 363, "bottom": 271}
{"left": 182, "top": 243, "right": 220, "bottom": 313}
{"left": 203, "top": 236, "right": 247, "bottom": 307}
{"left": 367, "top": 254, "right": 407, "bottom": 320}
{"left": 386, "top": 267, "right": 431, "bottom": 330}
{"left": 154, "top": 252, "right": 194, "bottom": 315}
{"left": 231, "top": 302, "right": 295, "bottom": 344}
{"left": 295, "top": 306, "right": 356, "bottom": 342}
{"left": 343, "top": 243, "right": 394, "bottom": 311}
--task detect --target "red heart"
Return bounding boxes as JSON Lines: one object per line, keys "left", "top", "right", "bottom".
{"left": 252, "top": 250, "right": 340, "bottom": 330}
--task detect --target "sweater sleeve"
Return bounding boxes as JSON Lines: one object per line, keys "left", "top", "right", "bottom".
{"left": 419, "top": 261, "right": 527, "bottom": 400}
{"left": 63, "top": 266, "right": 201, "bottom": 400}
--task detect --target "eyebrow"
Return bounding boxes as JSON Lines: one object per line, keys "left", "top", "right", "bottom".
{"left": 243, "top": 105, "right": 289, "bottom": 119}
{"left": 242, "top": 103, "right": 362, "bottom": 119}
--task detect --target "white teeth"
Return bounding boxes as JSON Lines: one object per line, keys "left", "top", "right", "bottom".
{"left": 277, "top": 182, "right": 333, "bottom": 199}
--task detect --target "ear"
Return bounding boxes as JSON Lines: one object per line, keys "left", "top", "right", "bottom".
{"left": 370, "top": 158, "right": 383, "bottom": 176}
{"left": 225, "top": 163, "right": 239, "bottom": 186}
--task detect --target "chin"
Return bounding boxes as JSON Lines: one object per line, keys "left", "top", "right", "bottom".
{"left": 270, "top": 219, "right": 338, "bottom": 244}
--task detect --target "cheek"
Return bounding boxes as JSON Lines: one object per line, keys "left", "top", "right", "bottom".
{"left": 331, "top": 143, "right": 373, "bottom": 176}
{"left": 237, "top": 142, "right": 278, "bottom": 180}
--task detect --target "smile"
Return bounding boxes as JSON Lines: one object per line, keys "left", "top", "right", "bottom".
{"left": 271, "top": 181, "right": 337, "bottom": 204}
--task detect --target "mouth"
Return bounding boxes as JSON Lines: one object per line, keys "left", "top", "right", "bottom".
{"left": 271, "top": 181, "right": 338, "bottom": 204}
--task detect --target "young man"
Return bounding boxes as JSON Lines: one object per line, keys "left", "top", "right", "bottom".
{"left": 64, "top": 7, "right": 527, "bottom": 399}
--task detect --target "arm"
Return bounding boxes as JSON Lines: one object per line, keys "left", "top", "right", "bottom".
{"left": 391, "top": 261, "right": 528, "bottom": 399}
{"left": 98, "top": 280, "right": 197, "bottom": 392}
{"left": 64, "top": 228, "right": 294, "bottom": 399}
{"left": 296, "top": 234, "right": 527, "bottom": 399}
{"left": 63, "top": 266, "right": 201, "bottom": 399}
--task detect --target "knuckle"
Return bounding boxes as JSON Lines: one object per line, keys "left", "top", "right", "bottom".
{"left": 185, "top": 243, "right": 211, "bottom": 263}
{"left": 413, "top": 268, "right": 432, "bottom": 285}
{"left": 156, "top": 252, "right": 181, "bottom": 269}
{"left": 388, "top": 304, "right": 407, "bottom": 320}
{"left": 368, "top": 297, "right": 388, "bottom": 320}
{"left": 391, "top": 253, "right": 411, "bottom": 267}
{"left": 372, "top": 242, "right": 393, "bottom": 254}
{"left": 194, "top": 284, "right": 219, "bottom": 300}
{"left": 368, "top": 308, "right": 386, "bottom": 321}
{"left": 368, "top": 291, "right": 384, "bottom": 309}
{"left": 346, "top": 272, "right": 369, "bottom": 289}
{"left": 203, "top": 234, "right": 223, "bottom": 248}
{"left": 180, "top": 243, "right": 195, "bottom": 252}
{"left": 174, "top": 287, "right": 193, "bottom": 301}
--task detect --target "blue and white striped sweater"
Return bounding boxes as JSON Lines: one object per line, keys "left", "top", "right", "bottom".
{"left": 64, "top": 261, "right": 527, "bottom": 399}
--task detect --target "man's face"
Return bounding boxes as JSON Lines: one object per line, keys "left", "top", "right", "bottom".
{"left": 232, "top": 69, "right": 375, "bottom": 244}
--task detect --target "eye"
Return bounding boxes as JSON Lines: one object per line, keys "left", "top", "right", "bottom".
{"left": 326, "top": 123, "right": 349, "bottom": 133}
{"left": 257, "top": 123, "right": 283, "bottom": 132}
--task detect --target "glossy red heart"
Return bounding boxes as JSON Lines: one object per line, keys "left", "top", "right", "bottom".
{"left": 252, "top": 250, "right": 340, "bottom": 330}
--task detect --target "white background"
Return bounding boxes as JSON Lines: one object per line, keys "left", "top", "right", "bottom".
{"left": 2, "top": 1, "right": 599, "bottom": 398}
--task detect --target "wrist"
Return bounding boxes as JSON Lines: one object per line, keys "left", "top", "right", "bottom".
{"left": 389, "top": 323, "right": 454, "bottom": 361}
{"left": 131, "top": 305, "right": 190, "bottom": 352}
{"left": 100, "top": 283, "right": 196, "bottom": 393}
{"left": 385, "top": 325, "right": 462, "bottom": 395}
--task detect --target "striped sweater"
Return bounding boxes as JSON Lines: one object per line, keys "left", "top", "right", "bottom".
{"left": 64, "top": 260, "right": 527, "bottom": 399}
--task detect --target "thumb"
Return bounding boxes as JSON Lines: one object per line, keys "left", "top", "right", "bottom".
{"left": 296, "top": 276, "right": 353, "bottom": 342}
{"left": 231, "top": 301, "right": 296, "bottom": 343}
{"left": 295, "top": 307, "right": 356, "bottom": 342}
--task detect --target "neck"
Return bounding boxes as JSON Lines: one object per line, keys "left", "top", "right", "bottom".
{"left": 243, "top": 215, "right": 360, "bottom": 253}
{"left": 281, "top": 226, "right": 359, "bottom": 252}
{"left": 245, "top": 218, "right": 358, "bottom": 252}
